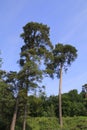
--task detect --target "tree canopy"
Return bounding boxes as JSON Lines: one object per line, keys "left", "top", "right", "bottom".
{"left": 0, "top": 22, "right": 83, "bottom": 130}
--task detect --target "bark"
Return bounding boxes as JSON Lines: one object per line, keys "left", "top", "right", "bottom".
{"left": 59, "top": 67, "right": 63, "bottom": 127}
{"left": 23, "top": 86, "right": 28, "bottom": 130}
{"left": 23, "top": 104, "right": 27, "bottom": 130}
{"left": 10, "top": 97, "right": 19, "bottom": 130}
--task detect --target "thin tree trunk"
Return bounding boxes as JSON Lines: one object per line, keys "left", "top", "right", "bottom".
{"left": 23, "top": 86, "right": 28, "bottom": 130}
{"left": 59, "top": 67, "right": 63, "bottom": 127}
{"left": 10, "top": 97, "right": 19, "bottom": 130}
{"left": 23, "top": 104, "right": 27, "bottom": 130}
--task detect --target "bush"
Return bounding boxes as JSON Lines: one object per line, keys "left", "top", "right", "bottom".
{"left": 15, "top": 116, "right": 87, "bottom": 130}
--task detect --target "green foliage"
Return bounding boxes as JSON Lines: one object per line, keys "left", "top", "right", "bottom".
{"left": 53, "top": 43, "right": 78, "bottom": 77}
{"left": 27, "top": 117, "right": 59, "bottom": 130}
{"left": 18, "top": 22, "right": 54, "bottom": 130}
{"left": 28, "top": 96, "right": 44, "bottom": 117}
{"left": 20, "top": 22, "right": 53, "bottom": 50}
{"left": 47, "top": 43, "right": 78, "bottom": 127}
{"left": 62, "top": 90, "right": 87, "bottom": 117}
{"left": 0, "top": 81, "right": 15, "bottom": 129}
{"left": 20, "top": 22, "right": 53, "bottom": 65}
{"left": 46, "top": 43, "right": 78, "bottom": 78}
{"left": 63, "top": 116, "right": 87, "bottom": 130}
{"left": 19, "top": 21, "right": 53, "bottom": 99}
{"left": 24, "top": 89, "right": 86, "bottom": 118}
{"left": 0, "top": 24, "right": 83, "bottom": 130}
{"left": 15, "top": 116, "right": 87, "bottom": 130}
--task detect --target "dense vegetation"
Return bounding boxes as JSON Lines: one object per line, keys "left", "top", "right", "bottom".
{"left": 0, "top": 22, "right": 86, "bottom": 130}
{"left": 0, "top": 82, "right": 87, "bottom": 130}
{"left": 26, "top": 116, "right": 87, "bottom": 130}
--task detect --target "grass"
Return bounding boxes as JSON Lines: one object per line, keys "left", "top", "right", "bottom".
{"left": 16, "top": 116, "right": 87, "bottom": 130}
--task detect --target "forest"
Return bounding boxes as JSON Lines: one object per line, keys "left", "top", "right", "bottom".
{"left": 0, "top": 22, "right": 87, "bottom": 130}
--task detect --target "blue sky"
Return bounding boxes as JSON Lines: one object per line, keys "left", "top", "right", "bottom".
{"left": 0, "top": 0, "right": 87, "bottom": 96}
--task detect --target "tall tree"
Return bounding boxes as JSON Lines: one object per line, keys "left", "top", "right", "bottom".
{"left": 55, "top": 44, "right": 77, "bottom": 127}
{"left": 19, "top": 61, "right": 42, "bottom": 130}
{"left": 0, "top": 70, "right": 15, "bottom": 130}
{"left": 19, "top": 22, "right": 53, "bottom": 130}
{"left": 5, "top": 71, "right": 20, "bottom": 130}
{"left": 6, "top": 71, "right": 17, "bottom": 130}
{"left": 0, "top": 80, "right": 14, "bottom": 129}
{"left": 48, "top": 43, "right": 77, "bottom": 127}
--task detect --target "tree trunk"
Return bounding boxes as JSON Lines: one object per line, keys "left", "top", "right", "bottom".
{"left": 23, "top": 104, "right": 27, "bottom": 130}
{"left": 59, "top": 67, "right": 63, "bottom": 127}
{"left": 10, "top": 97, "right": 19, "bottom": 130}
